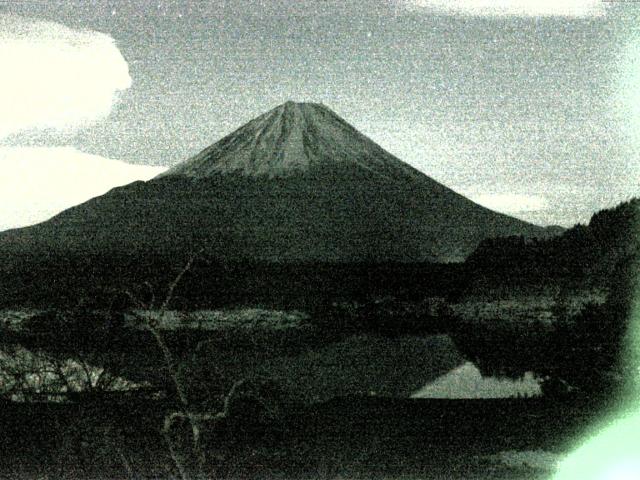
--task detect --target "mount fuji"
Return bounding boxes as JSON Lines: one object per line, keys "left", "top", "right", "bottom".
{"left": 0, "top": 102, "right": 556, "bottom": 268}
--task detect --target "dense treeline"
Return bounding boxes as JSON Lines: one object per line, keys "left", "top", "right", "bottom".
{"left": 466, "top": 198, "right": 639, "bottom": 284}
{"left": 0, "top": 255, "right": 468, "bottom": 310}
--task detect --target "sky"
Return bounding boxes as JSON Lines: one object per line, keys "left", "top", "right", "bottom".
{"left": 0, "top": 0, "right": 639, "bottom": 230}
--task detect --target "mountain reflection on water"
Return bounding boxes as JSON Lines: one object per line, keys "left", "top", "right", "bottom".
{"left": 1, "top": 338, "right": 542, "bottom": 403}
{"left": 412, "top": 361, "right": 542, "bottom": 399}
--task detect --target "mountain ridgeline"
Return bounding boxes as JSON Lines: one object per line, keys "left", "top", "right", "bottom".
{"left": 0, "top": 102, "right": 559, "bottom": 307}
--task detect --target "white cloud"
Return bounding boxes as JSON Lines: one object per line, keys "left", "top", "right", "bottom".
{"left": 0, "top": 147, "right": 166, "bottom": 231}
{"left": 467, "top": 192, "right": 548, "bottom": 213}
{"left": 0, "top": 15, "right": 131, "bottom": 139}
{"left": 400, "top": 0, "right": 607, "bottom": 17}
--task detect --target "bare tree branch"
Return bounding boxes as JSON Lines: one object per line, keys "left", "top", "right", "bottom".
{"left": 159, "top": 248, "right": 204, "bottom": 312}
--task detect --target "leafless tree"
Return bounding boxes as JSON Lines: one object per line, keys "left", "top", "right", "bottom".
{"left": 0, "top": 345, "right": 135, "bottom": 402}
{"left": 123, "top": 249, "right": 247, "bottom": 480}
